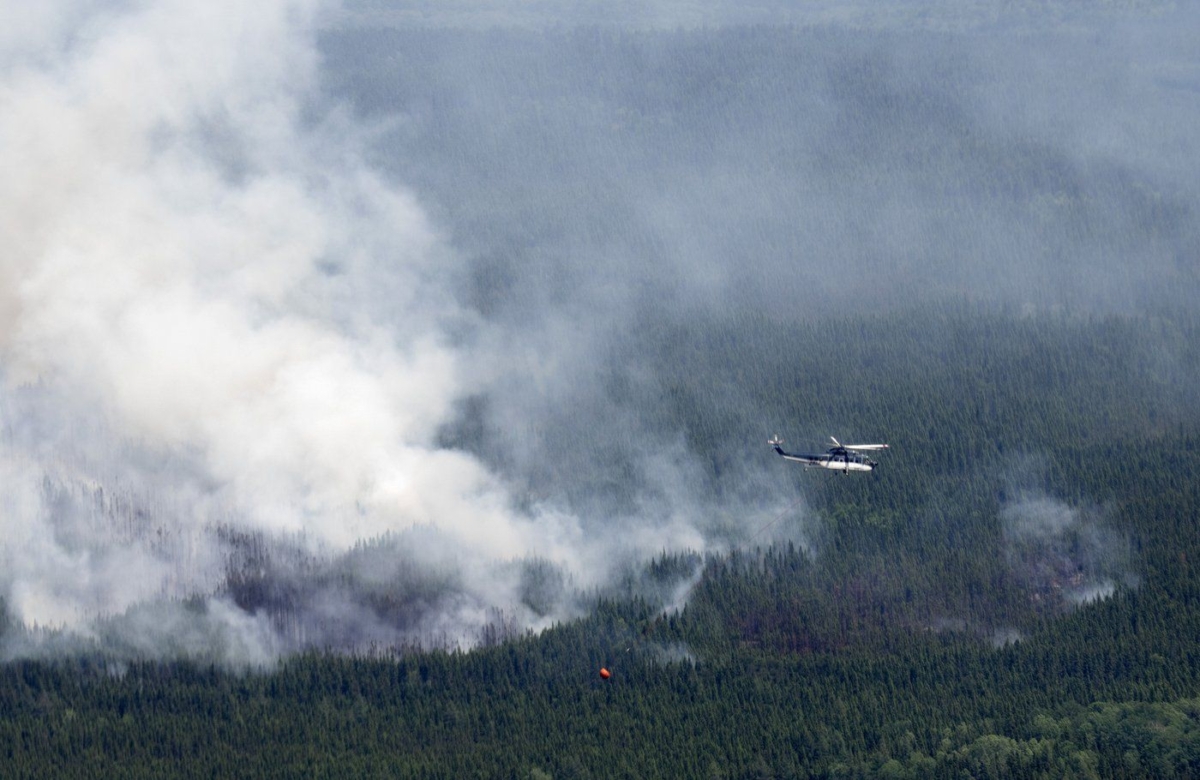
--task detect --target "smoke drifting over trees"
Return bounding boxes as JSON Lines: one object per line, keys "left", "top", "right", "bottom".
{"left": 2, "top": 0, "right": 1198, "bottom": 662}
{"left": 0, "top": 0, "right": 578, "bottom": 661}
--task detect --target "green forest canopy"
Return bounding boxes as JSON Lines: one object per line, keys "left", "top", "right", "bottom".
{"left": 4, "top": 304, "right": 1200, "bottom": 778}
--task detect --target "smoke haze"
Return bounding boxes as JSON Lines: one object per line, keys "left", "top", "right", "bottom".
{"left": 0, "top": 0, "right": 563, "bottom": 659}
{"left": 2, "top": 0, "right": 1196, "bottom": 661}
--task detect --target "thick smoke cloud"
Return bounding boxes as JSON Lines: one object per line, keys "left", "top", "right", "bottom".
{"left": 4, "top": 0, "right": 1194, "bottom": 662}
{"left": 0, "top": 0, "right": 792, "bottom": 664}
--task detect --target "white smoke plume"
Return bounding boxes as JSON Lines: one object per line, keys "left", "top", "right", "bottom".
{"left": 0, "top": 0, "right": 727, "bottom": 663}
{"left": 999, "top": 494, "right": 1134, "bottom": 610}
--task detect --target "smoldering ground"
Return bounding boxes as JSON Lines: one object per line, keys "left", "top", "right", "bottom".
{"left": 1001, "top": 494, "right": 1134, "bottom": 609}
{"left": 3, "top": 1, "right": 1197, "bottom": 663}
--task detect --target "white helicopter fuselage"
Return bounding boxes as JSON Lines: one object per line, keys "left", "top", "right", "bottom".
{"left": 769, "top": 436, "right": 887, "bottom": 473}
{"left": 780, "top": 453, "right": 876, "bottom": 472}
{"left": 814, "top": 457, "right": 874, "bottom": 472}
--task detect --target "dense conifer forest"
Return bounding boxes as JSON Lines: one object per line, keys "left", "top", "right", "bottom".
{"left": 4, "top": 17, "right": 1200, "bottom": 780}
{"left": 4, "top": 305, "right": 1200, "bottom": 777}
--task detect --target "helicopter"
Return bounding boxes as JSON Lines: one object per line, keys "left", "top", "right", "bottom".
{"left": 768, "top": 435, "right": 889, "bottom": 474}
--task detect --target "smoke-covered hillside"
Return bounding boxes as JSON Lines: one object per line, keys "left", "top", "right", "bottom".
{"left": 2, "top": 1, "right": 1198, "bottom": 663}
